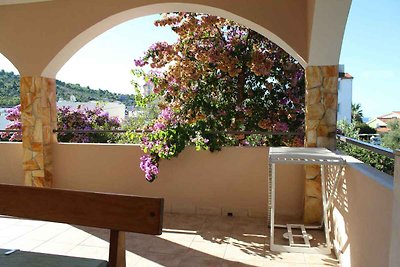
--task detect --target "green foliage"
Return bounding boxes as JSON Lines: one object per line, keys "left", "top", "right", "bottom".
{"left": 119, "top": 98, "right": 161, "bottom": 144}
{"left": 337, "top": 142, "right": 394, "bottom": 175}
{"left": 337, "top": 120, "right": 359, "bottom": 138}
{"left": 0, "top": 70, "right": 20, "bottom": 106}
{"left": 356, "top": 123, "right": 376, "bottom": 135}
{"left": 382, "top": 119, "right": 400, "bottom": 150}
{"left": 337, "top": 120, "right": 394, "bottom": 175}
{"left": 0, "top": 70, "right": 135, "bottom": 107}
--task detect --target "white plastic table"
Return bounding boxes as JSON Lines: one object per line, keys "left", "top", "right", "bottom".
{"left": 268, "top": 147, "right": 346, "bottom": 254}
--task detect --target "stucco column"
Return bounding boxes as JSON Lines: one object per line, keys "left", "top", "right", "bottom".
{"left": 304, "top": 65, "right": 338, "bottom": 223}
{"left": 20, "top": 76, "right": 57, "bottom": 187}
{"left": 389, "top": 150, "right": 400, "bottom": 267}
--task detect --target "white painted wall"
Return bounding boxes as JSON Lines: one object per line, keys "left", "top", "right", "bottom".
{"left": 337, "top": 77, "right": 353, "bottom": 123}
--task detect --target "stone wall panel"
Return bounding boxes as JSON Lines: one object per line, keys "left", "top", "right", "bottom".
{"left": 20, "top": 76, "right": 56, "bottom": 187}
{"left": 304, "top": 65, "right": 338, "bottom": 223}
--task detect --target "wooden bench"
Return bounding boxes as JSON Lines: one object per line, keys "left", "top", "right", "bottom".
{"left": 0, "top": 183, "right": 164, "bottom": 267}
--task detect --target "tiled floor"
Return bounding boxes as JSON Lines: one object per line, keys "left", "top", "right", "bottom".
{"left": 0, "top": 214, "right": 340, "bottom": 267}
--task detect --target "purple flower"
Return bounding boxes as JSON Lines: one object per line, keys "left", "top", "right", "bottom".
{"left": 134, "top": 58, "right": 146, "bottom": 67}
{"left": 152, "top": 121, "right": 166, "bottom": 131}
{"left": 139, "top": 155, "right": 159, "bottom": 182}
{"left": 160, "top": 107, "right": 173, "bottom": 121}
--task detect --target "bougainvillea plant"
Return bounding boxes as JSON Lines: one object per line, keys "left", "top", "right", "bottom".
{"left": 133, "top": 13, "right": 305, "bottom": 182}
{"left": 57, "top": 106, "right": 120, "bottom": 143}
{"left": 1, "top": 105, "right": 120, "bottom": 143}
{"left": 0, "top": 104, "right": 22, "bottom": 141}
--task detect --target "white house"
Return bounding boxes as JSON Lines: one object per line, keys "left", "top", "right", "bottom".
{"left": 367, "top": 111, "right": 400, "bottom": 133}
{"left": 337, "top": 64, "right": 353, "bottom": 123}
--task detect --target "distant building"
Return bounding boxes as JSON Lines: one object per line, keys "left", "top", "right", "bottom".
{"left": 367, "top": 111, "right": 400, "bottom": 133}
{"left": 337, "top": 65, "right": 353, "bottom": 123}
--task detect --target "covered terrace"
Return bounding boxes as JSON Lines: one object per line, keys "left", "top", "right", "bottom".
{"left": 0, "top": 1, "right": 398, "bottom": 267}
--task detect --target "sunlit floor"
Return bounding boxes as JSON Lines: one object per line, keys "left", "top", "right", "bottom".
{"left": 0, "top": 214, "right": 339, "bottom": 267}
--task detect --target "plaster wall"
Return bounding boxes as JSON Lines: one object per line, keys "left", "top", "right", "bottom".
{"left": 0, "top": 0, "right": 308, "bottom": 76}
{"left": 330, "top": 155, "right": 393, "bottom": 267}
{"left": 0, "top": 142, "right": 306, "bottom": 218}
{"left": 50, "top": 144, "right": 305, "bottom": 218}
{"left": 0, "top": 142, "right": 394, "bottom": 266}
{"left": 0, "top": 142, "right": 24, "bottom": 184}
{"left": 337, "top": 78, "right": 353, "bottom": 123}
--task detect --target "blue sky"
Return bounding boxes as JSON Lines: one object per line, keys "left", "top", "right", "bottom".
{"left": 339, "top": 0, "right": 400, "bottom": 118}
{"left": 1, "top": 1, "right": 399, "bottom": 118}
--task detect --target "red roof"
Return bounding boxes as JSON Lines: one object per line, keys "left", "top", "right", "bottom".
{"left": 378, "top": 112, "right": 400, "bottom": 119}
{"left": 343, "top": 73, "right": 353, "bottom": 79}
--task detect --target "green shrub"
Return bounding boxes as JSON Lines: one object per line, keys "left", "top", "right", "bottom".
{"left": 337, "top": 120, "right": 394, "bottom": 175}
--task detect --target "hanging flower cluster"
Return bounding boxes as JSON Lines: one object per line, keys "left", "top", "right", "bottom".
{"left": 0, "top": 104, "right": 22, "bottom": 141}
{"left": 133, "top": 13, "right": 305, "bottom": 182}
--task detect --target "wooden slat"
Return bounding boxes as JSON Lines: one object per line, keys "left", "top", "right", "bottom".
{"left": 0, "top": 184, "right": 163, "bottom": 235}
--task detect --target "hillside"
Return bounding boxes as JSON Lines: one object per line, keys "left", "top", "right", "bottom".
{"left": 0, "top": 69, "right": 135, "bottom": 107}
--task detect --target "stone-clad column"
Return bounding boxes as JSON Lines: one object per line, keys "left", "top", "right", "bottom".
{"left": 20, "top": 76, "right": 57, "bottom": 187}
{"left": 304, "top": 65, "right": 338, "bottom": 223}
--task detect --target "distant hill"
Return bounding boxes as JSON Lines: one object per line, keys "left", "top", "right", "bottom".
{"left": 0, "top": 69, "right": 135, "bottom": 107}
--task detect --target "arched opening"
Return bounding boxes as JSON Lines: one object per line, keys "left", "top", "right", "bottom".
{"left": 43, "top": 3, "right": 306, "bottom": 78}
{"left": 0, "top": 53, "right": 20, "bottom": 106}
{"left": 54, "top": 11, "right": 305, "bottom": 147}
{"left": 50, "top": 10, "right": 306, "bottom": 226}
{"left": 0, "top": 53, "right": 20, "bottom": 135}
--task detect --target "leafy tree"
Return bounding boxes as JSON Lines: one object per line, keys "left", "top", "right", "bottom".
{"left": 0, "top": 70, "right": 20, "bottom": 107}
{"left": 351, "top": 103, "right": 363, "bottom": 123}
{"left": 132, "top": 13, "right": 305, "bottom": 181}
{"left": 1, "top": 105, "right": 121, "bottom": 143}
{"left": 382, "top": 119, "right": 400, "bottom": 150}
{"left": 356, "top": 123, "right": 376, "bottom": 135}
{"left": 0, "top": 70, "right": 135, "bottom": 107}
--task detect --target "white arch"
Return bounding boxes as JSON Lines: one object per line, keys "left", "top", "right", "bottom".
{"left": 42, "top": 3, "right": 306, "bottom": 78}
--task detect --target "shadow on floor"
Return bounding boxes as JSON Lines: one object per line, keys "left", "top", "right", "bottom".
{"left": 76, "top": 213, "right": 274, "bottom": 266}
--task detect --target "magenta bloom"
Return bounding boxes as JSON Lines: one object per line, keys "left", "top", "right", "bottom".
{"left": 160, "top": 107, "right": 173, "bottom": 121}
{"left": 134, "top": 58, "right": 146, "bottom": 67}
{"left": 152, "top": 121, "right": 166, "bottom": 131}
{"left": 140, "top": 155, "right": 159, "bottom": 182}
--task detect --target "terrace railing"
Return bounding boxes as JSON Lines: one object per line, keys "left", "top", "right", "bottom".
{"left": 336, "top": 134, "right": 394, "bottom": 159}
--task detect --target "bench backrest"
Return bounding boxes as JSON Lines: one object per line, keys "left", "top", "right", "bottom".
{"left": 0, "top": 183, "right": 163, "bottom": 235}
